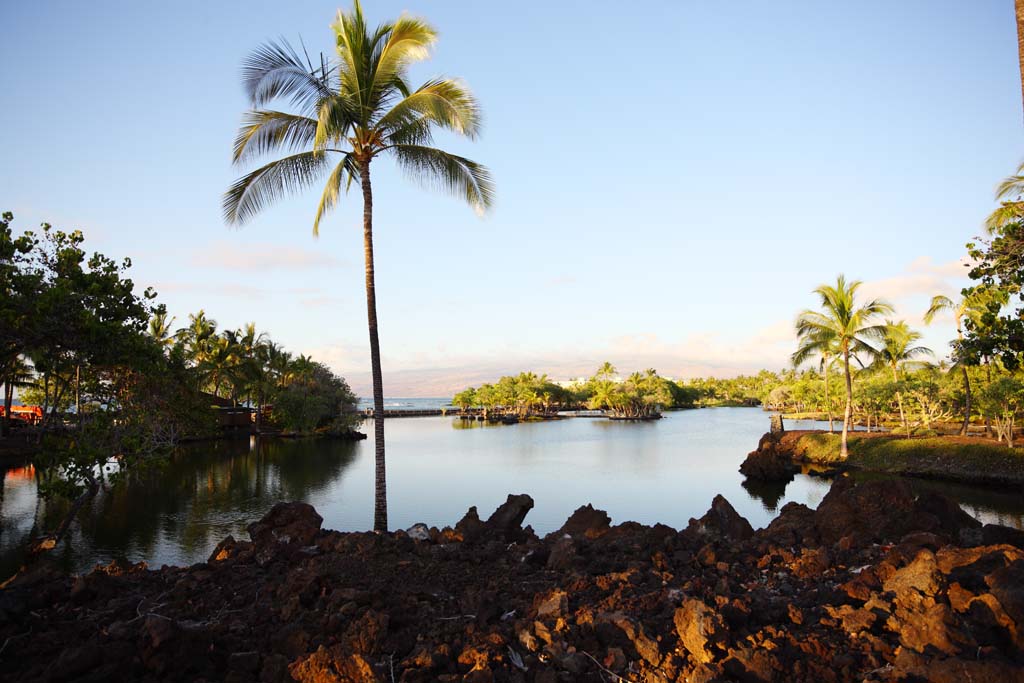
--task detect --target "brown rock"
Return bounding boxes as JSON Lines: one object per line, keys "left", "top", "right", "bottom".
{"left": 552, "top": 504, "right": 611, "bottom": 539}
{"left": 739, "top": 433, "right": 797, "bottom": 481}
{"left": 247, "top": 501, "right": 323, "bottom": 547}
{"left": 343, "top": 609, "right": 389, "bottom": 655}
{"left": 143, "top": 615, "right": 179, "bottom": 650}
{"left": 686, "top": 495, "right": 754, "bottom": 541}
{"left": 455, "top": 506, "right": 485, "bottom": 542}
{"left": 484, "top": 494, "right": 534, "bottom": 541}
{"left": 792, "top": 547, "right": 831, "bottom": 578}
{"left": 208, "top": 535, "right": 237, "bottom": 563}
{"left": 824, "top": 604, "right": 877, "bottom": 634}
{"left": 535, "top": 590, "right": 568, "bottom": 619}
{"left": 814, "top": 478, "right": 918, "bottom": 545}
{"left": 757, "top": 502, "right": 817, "bottom": 547}
{"left": 546, "top": 536, "right": 577, "bottom": 570}
{"left": 289, "top": 645, "right": 380, "bottom": 683}
{"left": 893, "top": 648, "right": 1024, "bottom": 683}
{"left": 674, "top": 598, "right": 725, "bottom": 664}
{"left": 883, "top": 549, "right": 943, "bottom": 601}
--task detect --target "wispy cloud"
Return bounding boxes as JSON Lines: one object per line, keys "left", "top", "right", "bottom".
{"left": 190, "top": 240, "right": 343, "bottom": 272}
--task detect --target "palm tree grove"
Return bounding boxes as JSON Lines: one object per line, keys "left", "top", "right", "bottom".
{"left": 2, "top": 3, "right": 1024, "bottom": 681}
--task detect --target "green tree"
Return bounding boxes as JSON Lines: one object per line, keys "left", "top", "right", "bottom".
{"left": 224, "top": 2, "right": 493, "bottom": 531}
{"left": 792, "top": 327, "right": 839, "bottom": 431}
{"left": 794, "top": 275, "right": 892, "bottom": 458}
{"left": 869, "top": 320, "right": 932, "bottom": 436}
{"left": 978, "top": 376, "right": 1024, "bottom": 447}
{"left": 452, "top": 388, "right": 477, "bottom": 411}
{"left": 925, "top": 289, "right": 1006, "bottom": 434}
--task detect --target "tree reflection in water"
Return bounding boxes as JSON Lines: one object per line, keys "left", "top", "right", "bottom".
{"left": 1, "top": 437, "right": 359, "bottom": 575}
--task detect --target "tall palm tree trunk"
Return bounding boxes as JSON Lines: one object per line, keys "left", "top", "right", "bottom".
{"left": 891, "top": 366, "right": 908, "bottom": 436}
{"left": 823, "top": 361, "right": 833, "bottom": 433}
{"left": 955, "top": 323, "right": 971, "bottom": 437}
{"left": 2, "top": 380, "right": 13, "bottom": 438}
{"left": 1017, "top": 0, "right": 1024, "bottom": 117}
{"left": 960, "top": 366, "right": 972, "bottom": 437}
{"left": 841, "top": 349, "right": 852, "bottom": 459}
{"left": 361, "top": 158, "right": 388, "bottom": 532}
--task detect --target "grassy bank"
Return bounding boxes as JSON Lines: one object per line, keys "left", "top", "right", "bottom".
{"left": 784, "top": 431, "right": 1024, "bottom": 486}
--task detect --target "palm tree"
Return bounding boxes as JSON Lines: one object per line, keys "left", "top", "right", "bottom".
{"left": 1, "top": 355, "right": 34, "bottom": 437}
{"left": 924, "top": 288, "right": 1008, "bottom": 435}
{"left": 204, "top": 335, "right": 240, "bottom": 399}
{"left": 147, "top": 310, "right": 177, "bottom": 350}
{"left": 178, "top": 310, "right": 218, "bottom": 365}
{"left": 223, "top": 1, "right": 493, "bottom": 531}
{"left": 984, "top": 161, "right": 1024, "bottom": 232}
{"left": 870, "top": 320, "right": 933, "bottom": 436}
{"left": 792, "top": 327, "right": 839, "bottom": 432}
{"left": 1017, "top": 0, "right": 1024, "bottom": 119}
{"left": 795, "top": 276, "right": 892, "bottom": 458}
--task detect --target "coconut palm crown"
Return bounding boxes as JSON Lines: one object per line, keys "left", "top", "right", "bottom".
{"left": 791, "top": 326, "right": 840, "bottom": 432}
{"left": 984, "top": 161, "right": 1024, "bottom": 232}
{"left": 794, "top": 275, "right": 893, "bottom": 458}
{"left": 223, "top": 1, "right": 493, "bottom": 531}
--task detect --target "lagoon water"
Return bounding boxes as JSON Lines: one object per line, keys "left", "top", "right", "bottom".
{"left": 2, "top": 406, "right": 1023, "bottom": 576}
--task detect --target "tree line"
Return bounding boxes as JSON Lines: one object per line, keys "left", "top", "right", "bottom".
{"left": 0, "top": 211, "right": 357, "bottom": 549}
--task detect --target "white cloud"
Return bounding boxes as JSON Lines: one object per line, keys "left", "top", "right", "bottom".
{"left": 190, "top": 240, "right": 342, "bottom": 272}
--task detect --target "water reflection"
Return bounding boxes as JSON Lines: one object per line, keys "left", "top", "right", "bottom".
{"left": 741, "top": 476, "right": 791, "bottom": 512}
{"left": 2, "top": 408, "right": 1023, "bottom": 576}
{"left": 0, "top": 437, "right": 358, "bottom": 576}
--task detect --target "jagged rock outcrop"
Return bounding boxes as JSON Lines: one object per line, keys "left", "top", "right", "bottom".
{"left": 2, "top": 483, "right": 1023, "bottom": 682}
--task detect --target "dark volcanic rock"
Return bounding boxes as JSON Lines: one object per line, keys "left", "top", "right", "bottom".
{"left": 247, "top": 502, "right": 323, "bottom": 547}
{"left": 686, "top": 494, "right": 755, "bottom": 541}
{"left": 483, "top": 493, "right": 534, "bottom": 542}
{"left": 739, "top": 432, "right": 799, "bottom": 481}
{"left": 4, "top": 482, "right": 1024, "bottom": 683}
{"left": 814, "top": 477, "right": 918, "bottom": 544}
{"left": 550, "top": 504, "right": 611, "bottom": 539}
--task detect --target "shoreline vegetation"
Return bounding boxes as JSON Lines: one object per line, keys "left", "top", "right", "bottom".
{"left": 2, "top": 478, "right": 1022, "bottom": 681}
{"left": 0, "top": 210, "right": 365, "bottom": 555}
{"left": 742, "top": 429, "right": 1024, "bottom": 488}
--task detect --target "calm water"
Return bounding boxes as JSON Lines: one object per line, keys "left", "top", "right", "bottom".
{"left": 2, "top": 407, "right": 1022, "bottom": 576}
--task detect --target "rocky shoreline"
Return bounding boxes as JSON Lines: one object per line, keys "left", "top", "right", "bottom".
{"left": 741, "top": 430, "right": 1024, "bottom": 488}
{"left": 1, "top": 478, "right": 1023, "bottom": 682}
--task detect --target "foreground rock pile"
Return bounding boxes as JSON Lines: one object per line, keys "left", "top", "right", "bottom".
{"left": 2, "top": 478, "right": 1023, "bottom": 682}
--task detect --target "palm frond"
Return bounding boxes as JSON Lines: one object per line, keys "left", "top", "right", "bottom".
{"left": 388, "top": 144, "right": 494, "bottom": 214}
{"left": 223, "top": 151, "right": 333, "bottom": 225}
{"left": 923, "top": 295, "right": 954, "bottom": 325}
{"left": 367, "top": 15, "right": 437, "bottom": 108}
{"left": 242, "top": 39, "right": 333, "bottom": 111}
{"left": 984, "top": 201, "right": 1024, "bottom": 234}
{"left": 377, "top": 78, "right": 481, "bottom": 140}
{"left": 994, "top": 174, "right": 1024, "bottom": 202}
{"left": 332, "top": 3, "right": 372, "bottom": 117}
{"left": 314, "top": 94, "right": 358, "bottom": 151}
{"left": 313, "top": 155, "right": 359, "bottom": 236}
{"left": 233, "top": 110, "right": 319, "bottom": 165}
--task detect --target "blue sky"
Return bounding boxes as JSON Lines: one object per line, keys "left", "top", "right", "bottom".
{"left": 2, "top": 1, "right": 1021, "bottom": 396}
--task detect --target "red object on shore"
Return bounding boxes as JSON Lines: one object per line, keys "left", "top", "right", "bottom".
{"left": 0, "top": 405, "right": 43, "bottom": 424}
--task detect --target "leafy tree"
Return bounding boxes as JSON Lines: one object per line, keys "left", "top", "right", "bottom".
{"left": 978, "top": 376, "right": 1024, "bottom": 446}
{"left": 868, "top": 320, "right": 932, "bottom": 435}
{"left": 0, "top": 211, "right": 38, "bottom": 436}
{"left": 925, "top": 289, "right": 1006, "bottom": 434}
{"left": 792, "top": 327, "right": 840, "bottom": 431}
{"left": 224, "top": 1, "right": 493, "bottom": 531}
{"left": 272, "top": 361, "right": 358, "bottom": 434}
{"left": 794, "top": 275, "right": 892, "bottom": 458}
